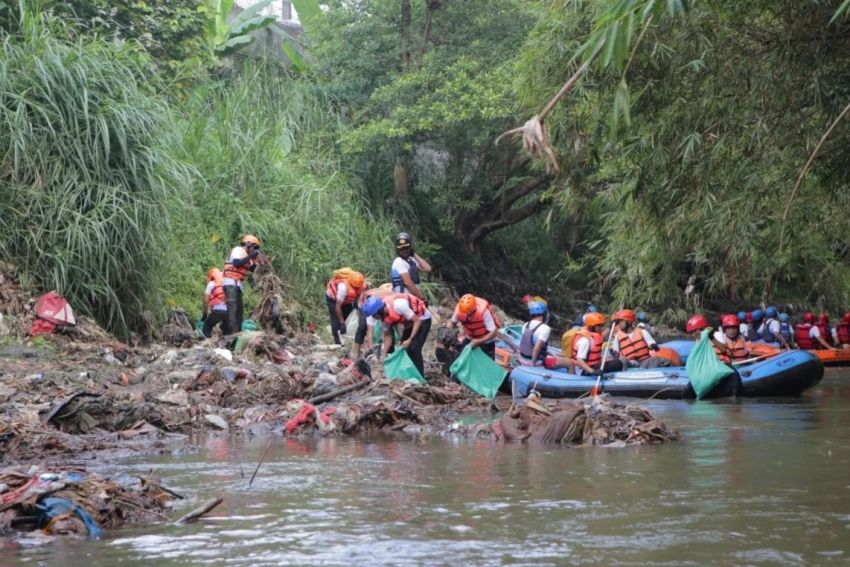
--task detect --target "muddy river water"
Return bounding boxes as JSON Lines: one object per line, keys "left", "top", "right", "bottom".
{"left": 6, "top": 369, "right": 850, "bottom": 565}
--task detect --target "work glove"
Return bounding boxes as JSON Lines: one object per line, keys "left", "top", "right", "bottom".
{"left": 338, "top": 327, "right": 346, "bottom": 335}
{"left": 650, "top": 344, "right": 660, "bottom": 351}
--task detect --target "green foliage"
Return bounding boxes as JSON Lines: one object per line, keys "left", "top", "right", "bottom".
{"left": 206, "top": 0, "right": 278, "bottom": 57}
{"left": 0, "top": 25, "right": 189, "bottom": 337}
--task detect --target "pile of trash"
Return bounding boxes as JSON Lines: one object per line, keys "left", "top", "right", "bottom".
{"left": 0, "top": 466, "right": 176, "bottom": 537}
{"left": 493, "top": 394, "right": 680, "bottom": 447}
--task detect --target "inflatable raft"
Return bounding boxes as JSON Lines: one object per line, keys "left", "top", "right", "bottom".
{"left": 747, "top": 342, "right": 850, "bottom": 367}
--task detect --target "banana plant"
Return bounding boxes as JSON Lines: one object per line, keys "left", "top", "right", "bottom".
{"left": 206, "top": 0, "right": 278, "bottom": 57}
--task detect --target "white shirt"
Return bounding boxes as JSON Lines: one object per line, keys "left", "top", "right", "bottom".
{"left": 810, "top": 326, "right": 821, "bottom": 339}
{"left": 451, "top": 310, "right": 497, "bottom": 342}
{"left": 204, "top": 282, "right": 227, "bottom": 312}
{"left": 612, "top": 329, "right": 656, "bottom": 352}
{"left": 380, "top": 298, "right": 431, "bottom": 330}
{"left": 521, "top": 321, "right": 551, "bottom": 344}
{"left": 223, "top": 246, "right": 247, "bottom": 287}
{"left": 391, "top": 257, "right": 420, "bottom": 293}
{"left": 739, "top": 323, "right": 748, "bottom": 336}
{"left": 334, "top": 281, "right": 349, "bottom": 303}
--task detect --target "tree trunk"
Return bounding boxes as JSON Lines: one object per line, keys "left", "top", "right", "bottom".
{"left": 394, "top": 154, "right": 409, "bottom": 200}
{"left": 419, "top": 0, "right": 441, "bottom": 58}
{"left": 400, "top": 0, "right": 411, "bottom": 70}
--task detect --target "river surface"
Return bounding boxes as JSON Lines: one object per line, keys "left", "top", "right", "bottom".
{"left": 6, "top": 369, "right": 850, "bottom": 565}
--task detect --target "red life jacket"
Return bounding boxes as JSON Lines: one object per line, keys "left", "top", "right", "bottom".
{"left": 838, "top": 322, "right": 850, "bottom": 345}
{"left": 208, "top": 281, "right": 226, "bottom": 308}
{"left": 572, "top": 329, "right": 603, "bottom": 368}
{"left": 326, "top": 277, "right": 360, "bottom": 304}
{"left": 223, "top": 247, "right": 254, "bottom": 282}
{"left": 795, "top": 323, "right": 816, "bottom": 350}
{"left": 616, "top": 328, "right": 651, "bottom": 362}
{"left": 453, "top": 298, "right": 500, "bottom": 340}
{"left": 713, "top": 335, "right": 747, "bottom": 363}
{"left": 382, "top": 293, "right": 427, "bottom": 326}
{"left": 817, "top": 323, "right": 834, "bottom": 347}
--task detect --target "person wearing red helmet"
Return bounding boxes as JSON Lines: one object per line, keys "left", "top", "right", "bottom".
{"left": 837, "top": 312, "right": 850, "bottom": 346}
{"left": 685, "top": 314, "right": 711, "bottom": 338}
{"left": 611, "top": 309, "right": 662, "bottom": 367}
{"left": 797, "top": 311, "right": 837, "bottom": 350}
{"left": 816, "top": 313, "right": 838, "bottom": 348}
{"left": 712, "top": 314, "right": 748, "bottom": 363}
{"left": 202, "top": 268, "right": 228, "bottom": 338}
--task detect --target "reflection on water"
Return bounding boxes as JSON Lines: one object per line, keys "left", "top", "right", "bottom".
{"left": 9, "top": 369, "right": 850, "bottom": 565}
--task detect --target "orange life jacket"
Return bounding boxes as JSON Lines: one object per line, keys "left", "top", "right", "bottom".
{"left": 453, "top": 297, "right": 500, "bottom": 340}
{"left": 223, "top": 247, "right": 254, "bottom": 282}
{"left": 838, "top": 322, "right": 850, "bottom": 345}
{"left": 713, "top": 335, "right": 747, "bottom": 363}
{"left": 616, "top": 328, "right": 651, "bottom": 362}
{"left": 382, "top": 293, "right": 427, "bottom": 326}
{"left": 208, "top": 281, "right": 226, "bottom": 308}
{"left": 325, "top": 277, "right": 360, "bottom": 304}
{"left": 571, "top": 328, "right": 603, "bottom": 368}
{"left": 794, "top": 323, "right": 816, "bottom": 350}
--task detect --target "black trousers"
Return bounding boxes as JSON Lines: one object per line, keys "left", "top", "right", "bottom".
{"left": 203, "top": 310, "right": 228, "bottom": 338}
{"left": 461, "top": 338, "right": 496, "bottom": 359}
{"left": 592, "top": 359, "right": 624, "bottom": 373}
{"left": 326, "top": 296, "right": 353, "bottom": 345}
{"left": 355, "top": 307, "right": 368, "bottom": 346}
{"left": 223, "top": 285, "right": 243, "bottom": 334}
{"left": 398, "top": 318, "right": 431, "bottom": 377}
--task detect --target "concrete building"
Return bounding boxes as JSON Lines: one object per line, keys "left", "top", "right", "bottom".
{"left": 235, "top": 0, "right": 300, "bottom": 24}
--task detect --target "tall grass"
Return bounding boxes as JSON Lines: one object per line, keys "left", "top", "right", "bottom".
{"left": 163, "top": 64, "right": 398, "bottom": 318}
{"left": 0, "top": 27, "right": 190, "bottom": 337}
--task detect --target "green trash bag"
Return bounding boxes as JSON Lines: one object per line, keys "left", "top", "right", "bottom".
{"left": 686, "top": 328, "right": 734, "bottom": 399}
{"left": 195, "top": 319, "right": 204, "bottom": 338}
{"left": 241, "top": 319, "right": 259, "bottom": 332}
{"left": 449, "top": 345, "right": 507, "bottom": 399}
{"left": 383, "top": 349, "right": 425, "bottom": 383}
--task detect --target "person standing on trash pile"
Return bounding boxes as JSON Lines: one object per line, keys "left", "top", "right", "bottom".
{"left": 222, "top": 234, "right": 262, "bottom": 334}
{"left": 712, "top": 314, "right": 749, "bottom": 363}
{"left": 362, "top": 292, "right": 432, "bottom": 376}
{"left": 611, "top": 309, "right": 665, "bottom": 368}
{"left": 758, "top": 306, "right": 791, "bottom": 349}
{"left": 352, "top": 283, "right": 394, "bottom": 359}
{"left": 390, "top": 232, "right": 432, "bottom": 299}
{"left": 571, "top": 312, "right": 623, "bottom": 375}
{"left": 325, "top": 268, "right": 366, "bottom": 346}
{"left": 202, "top": 268, "right": 228, "bottom": 338}
{"left": 447, "top": 294, "right": 501, "bottom": 359}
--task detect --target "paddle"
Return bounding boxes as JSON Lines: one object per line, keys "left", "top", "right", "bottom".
{"left": 592, "top": 321, "right": 618, "bottom": 397}
{"left": 731, "top": 353, "right": 776, "bottom": 366}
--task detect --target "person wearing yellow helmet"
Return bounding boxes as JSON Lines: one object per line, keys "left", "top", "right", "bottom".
{"left": 448, "top": 294, "right": 501, "bottom": 359}
{"left": 325, "top": 269, "right": 367, "bottom": 346}
{"left": 222, "top": 234, "right": 263, "bottom": 334}
{"left": 202, "top": 268, "right": 228, "bottom": 338}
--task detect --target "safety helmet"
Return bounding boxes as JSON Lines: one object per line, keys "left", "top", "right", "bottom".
{"left": 636, "top": 311, "right": 647, "bottom": 322}
{"left": 686, "top": 314, "right": 710, "bottom": 333}
{"left": 745, "top": 311, "right": 753, "bottom": 323}
{"left": 362, "top": 296, "right": 385, "bottom": 318}
{"left": 348, "top": 271, "right": 365, "bottom": 289}
{"left": 737, "top": 311, "right": 746, "bottom": 321}
{"left": 721, "top": 314, "right": 740, "bottom": 328}
{"left": 779, "top": 313, "right": 789, "bottom": 322}
{"left": 613, "top": 309, "right": 636, "bottom": 323}
{"left": 458, "top": 294, "right": 477, "bottom": 315}
{"left": 584, "top": 312, "right": 606, "bottom": 328}
{"left": 207, "top": 268, "right": 222, "bottom": 281}
{"left": 586, "top": 304, "right": 598, "bottom": 313}
{"left": 765, "top": 306, "right": 778, "bottom": 318}
{"left": 752, "top": 309, "right": 764, "bottom": 321}
{"left": 241, "top": 234, "right": 261, "bottom": 247}
{"left": 843, "top": 312, "right": 850, "bottom": 323}
{"left": 803, "top": 311, "right": 815, "bottom": 323}
{"left": 394, "top": 231, "right": 412, "bottom": 249}
{"left": 528, "top": 301, "right": 547, "bottom": 317}
{"left": 818, "top": 312, "right": 830, "bottom": 325}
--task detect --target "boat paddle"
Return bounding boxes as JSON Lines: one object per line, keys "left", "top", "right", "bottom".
{"left": 731, "top": 353, "right": 777, "bottom": 367}
{"left": 591, "top": 319, "right": 618, "bottom": 397}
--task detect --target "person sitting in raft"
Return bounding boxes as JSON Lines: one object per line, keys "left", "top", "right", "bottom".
{"left": 611, "top": 309, "right": 664, "bottom": 368}
{"left": 837, "top": 312, "right": 850, "bottom": 347}
{"left": 362, "top": 292, "right": 432, "bottom": 377}
{"left": 817, "top": 312, "right": 839, "bottom": 349}
{"left": 201, "top": 268, "right": 228, "bottom": 338}
{"left": 636, "top": 311, "right": 656, "bottom": 335}
{"left": 779, "top": 312, "right": 795, "bottom": 348}
{"left": 390, "top": 232, "right": 432, "bottom": 299}
{"left": 686, "top": 314, "right": 712, "bottom": 339}
{"left": 713, "top": 314, "right": 749, "bottom": 363}
{"left": 759, "top": 306, "right": 791, "bottom": 349}
{"left": 746, "top": 309, "right": 764, "bottom": 342}
{"left": 571, "top": 312, "right": 623, "bottom": 375}
{"left": 352, "top": 283, "right": 393, "bottom": 359}
{"left": 738, "top": 311, "right": 748, "bottom": 337}
{"left": 325, "top": 269, "right": 366, "bottom": 346}
{"left": 795, "top": 311, "right": 829, "bottom": 350}
{"left": 447, "top": 294, "right": 501, "bottom": 359}
{"left": 518, "top": 300, "right": 553, "bottom": 367}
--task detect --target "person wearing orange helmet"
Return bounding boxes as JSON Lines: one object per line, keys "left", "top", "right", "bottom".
{"left": 222, "top": 234, "right": 263, "bottom": 334}
{"left": 611, "top": 309, "right": 662, "bottom": 367}
{"left": 571, "top": 312, "right": 622, "bottom": 375}
{"left": 448, "top": 294, "right": 501, "bottom": 359}
{"left": 712, "top": 314, "right": 749, "bottom": 363}
{"left": 202, "top": 268, "right": 228, "bottom": 338}
{"left": 325, "top": 269, "right": 367, "bottom": 346}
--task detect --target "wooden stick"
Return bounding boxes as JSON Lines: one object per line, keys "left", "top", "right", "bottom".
{"left": 307, "top": 379, "right": 371, "bottom": 405}
{"left": 249, "top": 439, "right": 274, "bottom": 487}
{"left": 174, "top": 497, "right": 223, "bottom": 524}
